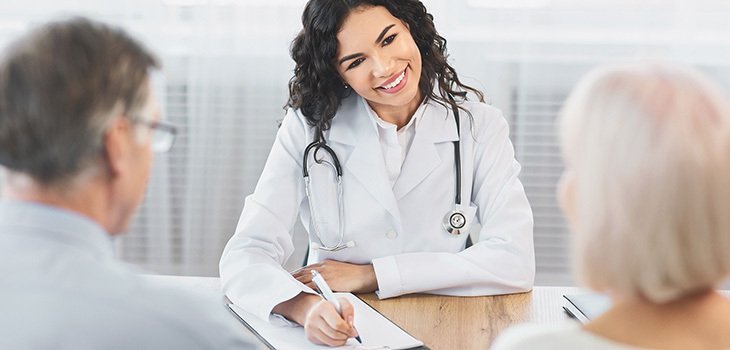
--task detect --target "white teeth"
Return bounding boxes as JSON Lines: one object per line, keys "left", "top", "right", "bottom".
{"left": 382, "top": 70, "right": 406, "bottom": 90}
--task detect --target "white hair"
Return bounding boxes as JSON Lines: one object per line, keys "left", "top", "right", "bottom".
{"left": 559, "top": 62, "right": 730, "bottom": 303}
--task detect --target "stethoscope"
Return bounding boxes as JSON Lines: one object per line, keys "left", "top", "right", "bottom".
{"left": 302, "top": 100, "right": 469, "bottom": 252}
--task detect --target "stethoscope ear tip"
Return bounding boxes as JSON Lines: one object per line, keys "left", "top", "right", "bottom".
{"left": 345, "top": 240, "right": 355, "bottom": 248}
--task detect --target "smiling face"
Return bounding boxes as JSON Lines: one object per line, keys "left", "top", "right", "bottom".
{"left": 336, "top": 5, "right": 423, "bottom": 121}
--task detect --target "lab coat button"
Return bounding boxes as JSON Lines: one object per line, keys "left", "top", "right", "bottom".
{"left": 386, "top": 230, "right": 397, "bottom": 239}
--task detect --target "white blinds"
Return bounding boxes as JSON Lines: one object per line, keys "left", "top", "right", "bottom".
{"left": 115, "top": 56, "right": 293, "bottom": 275}
{"left": 510, "top": 88, "right": 572, "bottom": 285}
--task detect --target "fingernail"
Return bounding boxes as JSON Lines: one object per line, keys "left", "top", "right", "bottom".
{"left": 348, "top": 315, "right": 354, "bottom": 327}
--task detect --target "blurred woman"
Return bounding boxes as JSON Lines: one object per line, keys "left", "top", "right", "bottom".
{"left": 492, "top": 62, "right": 730, "bottom": 349}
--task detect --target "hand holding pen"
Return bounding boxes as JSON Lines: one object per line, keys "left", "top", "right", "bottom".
{"left": 311, "top": 270, "right": 362, "bottom": 344}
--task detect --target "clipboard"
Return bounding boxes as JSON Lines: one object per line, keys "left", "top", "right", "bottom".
{"left": 227, "top": 293, "right": 428, "bottom": 350}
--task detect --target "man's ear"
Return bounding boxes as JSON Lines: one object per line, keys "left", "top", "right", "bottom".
{"left": 103, "top": 117, "right": 131, "bottom": 178}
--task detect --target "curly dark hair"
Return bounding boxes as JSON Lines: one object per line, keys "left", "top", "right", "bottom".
{"left": 287, "top": 0, "right": 484, "bottom": 142}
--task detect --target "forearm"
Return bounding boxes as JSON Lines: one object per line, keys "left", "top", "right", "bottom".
{"left": 360, "top": 264, "right": 379, "bottom": 292}
{"left": 272, "top": 293, "right": 322, "bottom": 325}
{"left": 292, "top": 261, "right": 379, "bottom": 293}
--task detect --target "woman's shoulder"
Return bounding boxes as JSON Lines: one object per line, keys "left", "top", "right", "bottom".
{"left": 275, "top": 108, "right": 317, "bottom": 151}
{"left": 279, "top": 107, "right": 315, "bottom": 137}
{"left": 491, "top": 323, "right": 641, "bottom": 350}
{"left": 281, "top": 107, "right": 308, "bottom": 125}
{"left": 459, "top": 99, "right": 503, "bottom": 119}
{"left": 447, "top": 99, "right": 509, "bottom": 142}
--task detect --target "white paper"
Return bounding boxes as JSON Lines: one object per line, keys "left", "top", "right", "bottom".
{"left": 228, "top": 293, "right": 424, "bottom": 350}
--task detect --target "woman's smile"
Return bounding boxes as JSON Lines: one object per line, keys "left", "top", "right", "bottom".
{"left": 376, "top": 67, "right": 408, "bottom": 93}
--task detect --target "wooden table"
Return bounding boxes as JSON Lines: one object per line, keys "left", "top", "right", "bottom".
{"left": 143, "top": 275, "right": 583, "bottom": 350}
{"left": 358, "top": 287, "right": 581, "bottom": 349}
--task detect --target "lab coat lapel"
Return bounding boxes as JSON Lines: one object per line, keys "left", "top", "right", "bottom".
{"left": 328, "top": 95, "right": 401, "bottom": 221}
{"left": 393, "top": 101, "right": 459, "bottom": 201}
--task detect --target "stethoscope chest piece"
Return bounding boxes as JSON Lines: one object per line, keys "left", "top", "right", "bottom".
{"left": 443, "top": 209, "right": 469, "bottom": 236}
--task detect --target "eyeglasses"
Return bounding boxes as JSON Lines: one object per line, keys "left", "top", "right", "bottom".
{"left": 135, "top": 120, "right": 178, "bottom": 153}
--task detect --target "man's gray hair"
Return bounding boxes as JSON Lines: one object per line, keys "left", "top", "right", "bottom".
{"left": 0, "top": 17, "right": 160, "bottom": 185}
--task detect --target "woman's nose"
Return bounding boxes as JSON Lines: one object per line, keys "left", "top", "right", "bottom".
{"left": 371, "top": 52, "right": 395, "bottom": 78}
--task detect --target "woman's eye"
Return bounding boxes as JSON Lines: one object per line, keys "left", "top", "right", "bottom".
{"left": 348, "top": 57, "right": 364, "bottom": 70}
{"left": 383, "top": 34, "right": 397, "bottom": 46}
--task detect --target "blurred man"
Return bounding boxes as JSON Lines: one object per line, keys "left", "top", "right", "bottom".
{"left": 0, "top": 17, "right": 258, "bottom": 349}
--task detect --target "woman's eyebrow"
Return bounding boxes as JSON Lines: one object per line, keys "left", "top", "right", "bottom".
{"left": 339, "top": 53, "right": 362, "bottom": 66}
{"left": 338, "top": 24, "right": 397, "bottom": 66}
{"left": 375, "top": 24, "right": 396, "bottom": 44}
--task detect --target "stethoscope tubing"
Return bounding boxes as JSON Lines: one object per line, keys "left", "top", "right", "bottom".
{"left": 303, "top": 142, "right": 342, "bottom": 177}
{"left": 451, "top": 97, "right": 462, "bottom": 205}
{"left": 303, "top": 142, "right": 350, "bottom": 251}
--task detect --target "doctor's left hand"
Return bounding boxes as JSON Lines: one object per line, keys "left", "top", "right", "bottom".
{"left": 292, "top": 260, "right": 379, "bottom": 293}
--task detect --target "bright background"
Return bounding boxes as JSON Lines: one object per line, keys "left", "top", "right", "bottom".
{"left": 1, "top": 0, "right": 729, "bottom": 285}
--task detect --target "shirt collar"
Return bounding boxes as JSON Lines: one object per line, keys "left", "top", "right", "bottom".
{"left": 0, "top": 199, "right": 114, "bottom": 261}
{"left": 361, "top": 97, "right": 429, "bottom": 133}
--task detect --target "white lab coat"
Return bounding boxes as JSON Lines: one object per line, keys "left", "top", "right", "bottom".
{"left": 220, "top": 92, "right": 535, "bottom": 323}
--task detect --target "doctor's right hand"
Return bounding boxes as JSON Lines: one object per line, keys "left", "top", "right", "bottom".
{"left": 272, "top": 293, "right": 358, "bottom": 346}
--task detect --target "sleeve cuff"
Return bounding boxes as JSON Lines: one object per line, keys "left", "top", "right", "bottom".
{"left": 268, "top": 313, "right": 301, "bottom": 327}
{"left": 372, "top": 255, "right": 403, "bottom": 299}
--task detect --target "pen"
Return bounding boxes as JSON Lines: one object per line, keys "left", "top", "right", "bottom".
{"left": 311, "top": 270, "right": 362, "bottom": 344}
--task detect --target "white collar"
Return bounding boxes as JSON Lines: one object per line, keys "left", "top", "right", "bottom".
{"left": 361, "top": 97, "right": 429, "bottom": 133}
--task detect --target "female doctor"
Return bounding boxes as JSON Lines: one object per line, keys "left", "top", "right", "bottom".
{"left": 220, "top": 0, "right": 534, "bottom": 346}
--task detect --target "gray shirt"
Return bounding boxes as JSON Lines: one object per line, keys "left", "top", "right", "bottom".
{"left": 0, "top": 200, "right": 258, "bottom": 350}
